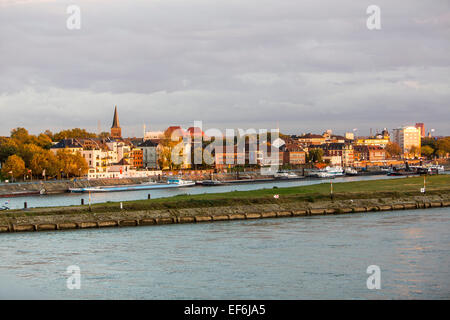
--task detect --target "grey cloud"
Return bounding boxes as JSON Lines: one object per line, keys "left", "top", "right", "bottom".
{"left": 0, "top": 0, "right": 449, "bottom": 136}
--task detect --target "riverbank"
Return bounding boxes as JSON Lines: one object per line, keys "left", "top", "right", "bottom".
{"left": 1, "top": 175, "right": 449, "bottom": 233}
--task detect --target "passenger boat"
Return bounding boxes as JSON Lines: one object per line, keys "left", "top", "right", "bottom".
{"left": 344, "top": 167, "right": 358, "bottom": 176}
{"left": 68, "top": 178, "right": 195, "bottom": 193}
{"left": 199, "top": 180, "right": 224, "bottom": 186}
{"left": 316, "top": 171, "right": 335, "bottom": 179}
{"left": 274, "top": 172, "right": 299, "bottom": 179}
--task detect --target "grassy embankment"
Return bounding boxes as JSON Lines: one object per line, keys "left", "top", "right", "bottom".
{"left": 3, "top": 175, "right": 450, "bottom": 218}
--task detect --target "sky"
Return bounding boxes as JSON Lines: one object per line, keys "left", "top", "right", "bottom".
{"left": 0, "top": 0, "right": 449, "bottom": 137}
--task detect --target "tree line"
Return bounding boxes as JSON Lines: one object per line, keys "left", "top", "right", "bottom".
{"left": 0, "top": 128, "right": 91, "bottom": 181}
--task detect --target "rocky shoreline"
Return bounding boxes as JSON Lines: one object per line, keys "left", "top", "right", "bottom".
{"left": 1, "top": 193, "right": 449, "bottom": 234}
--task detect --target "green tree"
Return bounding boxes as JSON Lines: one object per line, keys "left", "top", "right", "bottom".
{"left": 421, "top": 145, "right": 434, "bottom": 159}
{"left": 436, "top": 137, "right": 450, "bottom": 154}
{"left": 307, "top": 148, "right": 323, "bottom": 163}
{"left": 1, "top": 155, "right": 25, "bottom": 180}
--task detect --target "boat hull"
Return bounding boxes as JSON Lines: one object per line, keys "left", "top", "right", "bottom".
{"left": 69, "top": 182, "right": 196, "bottom": 193}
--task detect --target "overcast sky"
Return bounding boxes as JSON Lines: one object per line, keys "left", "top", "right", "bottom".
{"left": 0, "top": 0, "right": 449, "bottom": 137}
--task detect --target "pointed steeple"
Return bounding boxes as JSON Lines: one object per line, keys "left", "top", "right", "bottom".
{"left": 112, "top": 105, "right": 120, "bottom": 128}
{"left": 110, "top": 105, "right": 122, "bottom": 139}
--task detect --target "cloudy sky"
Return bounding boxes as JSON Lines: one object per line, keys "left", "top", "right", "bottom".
{"left": 0, "top": 0, "right": 449, "bottom": 137}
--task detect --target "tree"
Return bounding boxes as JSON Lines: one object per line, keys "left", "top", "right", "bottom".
{"left": 1, "top": 155, "right": 25, "bottom": 179}
{"left": 409, "top": 145, "right": 420, "bottom": 159}
{"left": 30, "top": 150, "right": 61, "bottom": 178}
{"left": 421, "top": 145, "right": 434, "bottom": 159}
{"left": 10, "top": 127, "right": 31, "bottom": 144}
{"left": 56, "top": 150, "right": 88, "bottom": 178}
{"left": 307, "top": 148, "right": 323, "bottom": 163}
{"left": 36, "top": 133, "right": 53, "bottom": 149}
{"left": 436, "top": 137, "right": 450, "bottom": 154}
{"left": 385, "top": 142, "right": 402, "bottom": 158}
{"left": 0, "top": 139, "right": 19, "bottom": 164}
{"left": 98, "top": 132, "right": 110, "bottom": 139}
{"left": 17, "top": 143, "right": 44, "bottom": 168}
{"left": 52, "top": 128, "right": 97, "bottom": 141}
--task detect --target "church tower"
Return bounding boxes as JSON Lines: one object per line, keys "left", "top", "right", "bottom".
{"left": 111, "top": 105, "right": 122, "bottom": 139}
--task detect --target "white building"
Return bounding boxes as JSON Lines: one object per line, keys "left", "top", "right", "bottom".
{"left": 391, "top": 126, "right": 421, "bottom": 158}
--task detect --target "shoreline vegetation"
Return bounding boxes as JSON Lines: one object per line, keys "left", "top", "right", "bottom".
{"left": 1, "top": 175, "right": 449, "bottom": 234}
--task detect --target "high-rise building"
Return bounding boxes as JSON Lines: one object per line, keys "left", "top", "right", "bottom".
{"left": 111, "top": 105, "right": 122, "bottom": 139}
{"left": 415, "top": 123, "right": 425, "bottom": 138}
{"left": 392, "top": 126, "right": 421, "bottom": 158}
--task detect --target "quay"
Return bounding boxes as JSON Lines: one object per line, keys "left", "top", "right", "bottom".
{"left": 0, "top": 175, "right": 449, "bottom": 234}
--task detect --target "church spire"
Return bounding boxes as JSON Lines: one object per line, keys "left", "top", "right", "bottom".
{"left": 112, "top": 105, "right": 120, "bottom": 128}
{"left": 110, "top": 105, "right": 122, "bottom": 139}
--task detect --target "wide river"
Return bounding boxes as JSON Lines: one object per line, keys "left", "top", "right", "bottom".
{"left": 3, "top": 174, "right": 413, "bottom": 209}
{"left": 1, "top": 206, "right": 449, "bottom": 299}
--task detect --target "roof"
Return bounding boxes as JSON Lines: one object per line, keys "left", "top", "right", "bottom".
{"left": 111, "top": 105, "right": 120, "bottom": 128}
{"left": 298, "top": 133, "right": 325, "bottom": 139}
{"left": 138, "top": 140, "right": 158, "bottom": 147}
{"left": 51, "top": 139, "right": 83, "bottom": 149}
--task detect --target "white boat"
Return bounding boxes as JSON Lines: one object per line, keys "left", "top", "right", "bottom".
{"left": 323, "top": 166, "right": 344, "bottom": 176}
{"left": 274, "top": 172, "right": 299, "bottom": 179}
{"left": 344, "top": 167, "right": 358, "bottom": 176}
{"left": 69, "top": 179, "right": 195, "bottom": 193}
{"left": 316, "top": 171, "right": 335, "bottom": 179}
{"left": 427, "top": 165, "right": 444, "bottom": 174}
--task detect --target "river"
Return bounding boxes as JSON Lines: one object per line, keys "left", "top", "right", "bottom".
{"left": 3, "top": 174, "right": 410, "bottom": 210}
{"left": 0, "top": 206, "right": 449, "bottom": 299}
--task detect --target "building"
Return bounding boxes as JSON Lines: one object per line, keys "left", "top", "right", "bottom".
{"left": 131, "top": 149, "right": 143, "bottom": 168}
{"left": 354, "top": 145, "right": 386, "bottom": 162}
{"left": 392, "top": 126, "right": 421, "bottom": 158}
{"left": 282, "top": 144, "right": 306, "bottom": 165}
{"left": 50, "top": 139, "right": 83, "bottom": 154}
{"left": 318, "top": 143, "right": 354, "bottom": 167}
{"left": 296, "top": 133, "right": 326, "bottom": 146}
{"left": 415, "top": 123, "right": 425, "bottom": 138}
{"left": 111, "top": 106, "right": 122, "bottom": 139}
{"left": 138, "top": 139, "right": 159, "bottom": 169}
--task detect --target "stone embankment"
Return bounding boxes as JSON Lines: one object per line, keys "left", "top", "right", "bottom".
{"left": 1, "top": 194, "right": 449, "bottom": 234}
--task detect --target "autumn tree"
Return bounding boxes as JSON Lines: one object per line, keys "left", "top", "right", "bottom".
{"left": 52, "top": 128, "right": 97, "bottom": 142}
{"left": 17, "top": 143, "right": 45, "bottom": 168}
{"left": 0, "top": 139, "right": 19, "bottom": 164}
{"left": 409, "top": 145, "right": 420, "bottom": 158}
{"left": 436, "top": 137, "right": 450, "bottom": 157}
{"left": 1, "top": 155, "right": 25, "bottom": 180}
{"left": 10, "top": 127, "right": 31, "bottom": 144}
{"left": 385, "top": 142, "right": 402, "bottom": 158}
{"left": 30, "top": 150, "right": 61, "bottom": 178}
{"left": 56, "top": 150, "right": 88, "bottom": 178}
{"left": 421, "top": 145, "right": 434, "bottom": 159}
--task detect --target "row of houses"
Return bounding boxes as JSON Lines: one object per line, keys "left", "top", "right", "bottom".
{"left": 48, "top": 107, "right": 424, "bottom": 178}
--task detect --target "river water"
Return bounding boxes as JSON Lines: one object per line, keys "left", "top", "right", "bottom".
{"left": 0, "top": 206, "right": 449, "bottom": 299}
{"left": 3, "top": 174, "right": 409, "bottom": 210}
